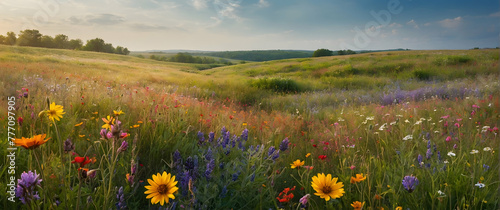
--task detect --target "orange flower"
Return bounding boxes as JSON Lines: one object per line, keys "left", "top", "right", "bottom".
{"left": 351, "top": 201, "right": 365, "bottom": 210}
{"left": 72, "top": 156, "right": 92, "bottom": 167}
{"left": 12, "top": 134, "right": 50, "bottom": 150}
{"left": 75, "top": 122, "right": 83, "bottom": 127}
{"left": 350, "top": 173, "right": 367, "bottom": 184}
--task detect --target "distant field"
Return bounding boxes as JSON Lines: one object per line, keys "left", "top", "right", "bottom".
{"left": 0, "top": 45, "right": 498, "bottom": 209}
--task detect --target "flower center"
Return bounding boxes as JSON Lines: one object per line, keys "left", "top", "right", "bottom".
{"left": 157, "top": 184, "right": 168, "bottom": 194}
{"left": 322, "top": 185, "right": 332, "bottom": 194}
{"left": 49, "top": 110, "right": 57, "bottom": 116}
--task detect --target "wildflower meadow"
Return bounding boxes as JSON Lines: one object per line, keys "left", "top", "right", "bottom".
{"left": 0, "top": 45, "right": 499, "bottom": 209}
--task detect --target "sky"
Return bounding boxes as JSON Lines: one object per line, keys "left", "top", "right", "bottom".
{"left": 0, "top": 0, "right": 499, "bottom": 51}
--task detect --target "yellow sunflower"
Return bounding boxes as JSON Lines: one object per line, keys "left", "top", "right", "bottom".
{"left": 351, "top": 201, "right": 365, "bottom": 210}
{"left": 350, "top": 173, "right": 367, "bottom": 184}
{"left": 102, "top": 116, "right": 115, "bottom": 130}
{"left": 144, "top": 172, "right": 178, "bottom": 206}
{"left": 290, "top": 159, "right": 305, "bottom": 169}
{"left": 311, "top": 173, "right": 345, "bottom": 201}
{"left": 12, "top": 134, "right": 50, "bottom": 150}
{"left": 47, "top": 102, "right": 65, "bottom": 121}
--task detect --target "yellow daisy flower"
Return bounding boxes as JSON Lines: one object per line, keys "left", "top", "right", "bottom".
{"left": 311, "top": 173, "right": 345, "bottom": 201}
{"left": 290, "top": 159, "right": 305, "bottom": 169}
{"left": 47, "top": 102, "right": 65, "bottom": 121}
{"left": 113, "top": 110, "right": 125, "bottom": 116}
{"left": 144, "top": 172, "right": 178, "bottom": 206}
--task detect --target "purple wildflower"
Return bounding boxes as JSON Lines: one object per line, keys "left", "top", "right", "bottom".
{"left": 241, "top": 129, "right": 248, "bottom": 141}
{"left": 437, "top": 151, "right": 441, "bottom": 161}
{"left": 272, "top": 150, "right": 280, "bottom": 161}
{"left": 64, "top": 138, "right": 74, "bottom": 153}
{"left": 205, "top": 147, "right": 212, "bottom": 161}
{"left": 279, "top": 138, "right": 289, "bottom": 152}
{"left": 402, "top": 175, "right": 419, "bottom": 193}
{"left": 483, "top": 164, "right": 490, "bottom": 171}
{"left": 115, "top": 186, "right": 126, "bottom": 209}
{"left": 197, "top": 131, "right": 205, "bottom": 144}
{"left": 427, "top": 140, "right": 431, "bottom": 149}
{"left": 268, "top": 146, "right": 276, "bottom": 157}
{"left": 117, "top": 140, "right": 128, "bottom": 153}
{"left": 15, "top": 171, "right": 42, "bottom": 204}
{"left": 417, "top": 154, "right": 423, "bottom": 166}
{"left": 208, "top": 132, "right": 215, "bottom": 142}
{"left": 426, "top": 148, "right": 432, "bottom": 159}
{"left": 299, "top": 194, "right": 311, "bottom": 207}
{"left": 100, "top": 129, "right": 108, "bottom": 139}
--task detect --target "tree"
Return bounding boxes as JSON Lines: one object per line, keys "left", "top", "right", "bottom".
{"left": 122, "top": 47, "right": 130, "bottom": 55}
{"left": 54, "top": 34, "right": 69, "bottom": 49}
{"left": 103, "top": 43, "right": 115, "bottom": 53}
{"left": 115, "top": 46, "right": 124, "bottom": 54}
{"left": 82, "top": 38, "right": 105, "bottom": 52}
{"left": 68, "top": 39, "right": 83, "bottom": 50}
{"left": 312, "top": 48, "right": 333, "bottom": 57}
{"left": 338, "top": 49, "right": 356, "bottom": 55}
{"left": 17, "top": 29, "right": 42, "bottom": 47}
{"left": 40, "top": 35, "right": 55, "bottom": 48}
{"left": 6, "top": 32, "right": 17, "bottom": 45}
{"left": 0, "top": 35, "right": 5, "bottom": 45}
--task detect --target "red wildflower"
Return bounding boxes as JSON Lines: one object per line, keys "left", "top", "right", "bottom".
{"left": 318, "top": 155, "right": 327, "bottom": 160}
{"left": 72, "top": 156, "right": 92, "bottom": 167}
{"left": 276, "top": 186, "right": 295, "bottom": 203}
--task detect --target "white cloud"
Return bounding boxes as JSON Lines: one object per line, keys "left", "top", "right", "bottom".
{"left": 406, "top": 19, "right": 419, "bottom": 29}
{"left": 439, "top": 16, "right": 462, "bottom": 28}
{"left": 258, "top": 0, "right": 269, "bottom": 8}
{"left": 392, "top": 29, "right": 398, "bottom": 35}
{"left": 212, "top": 0, "right": 243, "bottom": 21}
{"left": 423, "top": 22, "right": 431, "bottom": 27}
{"left": 489, "top": 11, "right": 500, "bottom": 17}
{"left": 388, "top": 22, "right": 402, "bottom": 28}
{"left": 191, "top": 0, "right": 208, "bottom": 10}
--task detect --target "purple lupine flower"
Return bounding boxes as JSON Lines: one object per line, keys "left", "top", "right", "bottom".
{"left": 417, "top": 154, "right": 423, "bottom": 166}
{"left": 173, "top": 150, "right": 182, "bottom": 164}
{"left": 402, "top": 175, "right": 419, "bottom": 193}
{"left": 205, "top": 147, "right": 212, "bottom": 161}
{"left": 221, "top": 126, "right": 227, "bottom": 134}
{"left": 433, "top": 144, "right": 437, "bottom": 152}
{"left": 219, "top": 162, "right": 224, "bottom": 170}
{"left": 231, "top": 135, "right": 237, "bottom": 148}
{"left": 116, "top": 186, "right": 126, "bottom": 209}
{"left": 272, "top": 150, "right": 280, "bottom": 161}
{"left": 427, "top": 140, "right": 431, "bottom": 149}
{"left": 241, "top": 129, "right": 248, "bottom": 141}
{"left": 208, "top": 132, "right": 215, "bottom": 142}
{"left": 425, "top": 132, "right": 431, "bottom": 140}
{"left": 437, "top": 151, "right": 441, "bottom": 161}
{"left": 426, "top": 148, "right": 432, "bottom": 159}
{"left": 117, "top": 140, "right": 128, "bottom": 153}
{"left": 232, "top": 171, "right": 240, "bottom": 181}
{"left": 238, "top": 139, "right": 245, "bottom": 150}
{"left": 64, "top": 138, "right": 74, "bottom": 153}
{"left": 220, "top": 185, "right": 227, "bottom": 198}
{"left": 268, "top": 146, "right": 276, "bottom": 157}
{"left": 180, "top": 171, "right": 191, "bottom": 196}
{"left": 197, "top": 131, "right": 205, "bottom": 144}
{"left": 483, "top": 164, "right": 490, "bottom": 171}
{"left": 184, "top": 157, "right": 195, "bottom": 171}
{"left": 15, "top": 171, "right": 42, "bottom": 204}
{"left": 279, "top": 138, "right": 289, "bottom": 152}
{"left": 204, "top": 159, "right": 215, "bottom": 180}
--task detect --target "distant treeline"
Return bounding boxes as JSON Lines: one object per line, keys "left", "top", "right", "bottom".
{"left": 150, "top": 53, "right": 232, "bottom": 65}
{"left": 0, "top": 29, "right": 129, "bottom": 55}
{"left": 195, "top": 50, "right": 314, "bottom": 62}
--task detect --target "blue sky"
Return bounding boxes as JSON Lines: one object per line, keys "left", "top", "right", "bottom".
{"left": 0, "top": 0, "right": 498, "bottom": 51}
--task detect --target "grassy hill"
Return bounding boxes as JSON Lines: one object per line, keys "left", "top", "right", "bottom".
{"left": 0, "top": 45, "right": 499, "bottom": 209}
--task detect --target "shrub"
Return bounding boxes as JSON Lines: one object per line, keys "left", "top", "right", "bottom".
{"left": 251, "top": 77, "right": 304, "bottom": 93}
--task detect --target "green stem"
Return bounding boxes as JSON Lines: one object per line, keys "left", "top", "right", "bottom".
{"left": 53, "top": 122, "right": 68, "bottom": 209}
